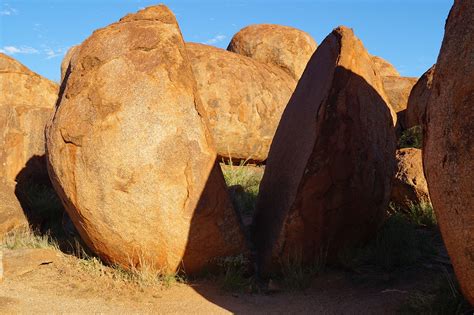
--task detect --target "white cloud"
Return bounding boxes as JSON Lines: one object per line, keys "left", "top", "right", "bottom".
{"left": 0, "top": 46, "right": 39, "bottom": 55}
{"left": 204, "top": 34, "right": 226, "bottom": 45}
{"left": 43, "top": 47, "right": 67, "bottom": 59}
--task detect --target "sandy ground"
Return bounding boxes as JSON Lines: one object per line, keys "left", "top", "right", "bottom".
{"left": 0, "top": 249, "right": 440, "bottom": 314}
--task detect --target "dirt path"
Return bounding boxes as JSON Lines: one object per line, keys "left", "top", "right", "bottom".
{"left": 0, "top": 250, "right": 426, "bottom": 314}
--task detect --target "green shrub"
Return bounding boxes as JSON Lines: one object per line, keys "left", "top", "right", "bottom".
{"left": 399, "top": 125, "right": 423, "bottom": 149}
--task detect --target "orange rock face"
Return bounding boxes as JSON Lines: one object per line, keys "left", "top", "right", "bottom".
{"left": 371, "top": 55, "right": 400, "bottom": 77}
{"left": 187, "top": 42, "right": 296, "bottom": 162}
{"left": 0, "top": 53, "right": 58, "bottom": 183}
{"left": 423, "top": 0, "right": 474, "bottom": 305}
{"left": 253, "top": 26, "right": 396, "bottom": 274}
{"left": 60, "top": 45, "right": 79, "bottom": 83}
{"left": 406, "top": 65, "right": 435, "bottom": 129}
{"left": 227, "top": 24, "right": 317, "bottom": 80}
{"left": 46, "top": 6, "right": 245, "bottom": 274}
{"left": 0, "top": 54, "right": 58, "bottom": 236}
{"left": 0, "top": 181, "right": 27, "bottom": 239}
{"left": 391, "top": 148, "right": 430, "bottom": 210}
{"left": 382, "top": 76, "right": 418, "bottom": 114}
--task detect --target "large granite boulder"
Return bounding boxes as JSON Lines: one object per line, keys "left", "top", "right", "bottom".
{"left": 46, "top": 5, "right": 245, "bottom": 274}
{"left": 391, "top": 148, "right": 430, "bottom": 210}
{"left": 423, "top": 0, "right": 474, "bottom": 305}
{"left": 187, "top": 42, "right": 296, "bottom": 162}
{"left": 0, "top": 53, "right": 58, "bottom": 236}
{"left": 253, "top": 26, "right": 396, "bottom": 275}
{"left": 406, "top": 65, "right": 436, "bottom": 129}
{"left": 227, "top": 24, "right": 317, "bottom": 80}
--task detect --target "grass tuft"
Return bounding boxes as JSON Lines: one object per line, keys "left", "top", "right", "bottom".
{"left": 339, "top": 212, "right": 436, "bottom": 272}
{"left": 215, "top": 254, "right": 251, "bottom": 292}
{"left": 1, "top": 227, "right": 59, "bottom": 250}
{"left": 279, "top": 250, "right": 326, "bottom": 291}
{"left": 399, "top": 270, "right": 472, "bottom": 314}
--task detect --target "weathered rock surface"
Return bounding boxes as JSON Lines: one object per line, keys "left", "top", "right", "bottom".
{"left": 391, "top": 148, "right": 430, "bottom": 210}
{"left": 0, "top": 53, "right": 58, "bottom": 235}
{"left": 0, "top": 181, "right": 28, "bottom": 239}
{"left": 187, "top": 42, "right": 296, "bottom": 162}
{"left": 423, "top": 0, "right": 474, "bottom": 305}
{"left": 0, "top": 53, "right": 58, "bottom": 183}
{"left": 382, "top": 76, "right": 418, "bottom": 114}
{"left": 227, "top": 24, "right": 317, "bottom": 80}
{"left": 60, "top": 45, "right": 79, "bottom": 83}
{"left": 406, "top": 65, "right": 435, "bottom": 129}
{"left": 253, "top": 26, "right": 396, "bottom": 274}
{"left": 371, "top": 55, "right": 400, "bottom": 77}
{"left": 46, "top": 5, "right": 245, "bottom": 274}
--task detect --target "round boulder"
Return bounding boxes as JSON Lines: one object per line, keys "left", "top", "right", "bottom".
{"left": 227, "top": 24, "right": 317, "bottom": 80}
{"left": 46, "top": 6, "right": 245, "bottom": 274}
{"left": 187, "top": 42, "right": 296, "bottom": 162}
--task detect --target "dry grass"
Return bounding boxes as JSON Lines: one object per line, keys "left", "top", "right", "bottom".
{"left": 1, "top": 227, "right": 59, "bottom": 251}
{"left": 221, "top": 159, "right": 263, "bottom": 216}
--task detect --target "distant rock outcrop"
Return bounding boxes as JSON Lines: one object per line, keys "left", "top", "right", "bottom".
{"left": 391, "top": 148, "right": 430, "bottom": 210}
{"left": 187, "top": 42, "right": 296, "bottom": 162}
{"left": 423, "top": 0, "right": 474, "bottom": 305}
{"left": 46, "top": 5, "right": 245, "bottom": 274}
{"left": 406, "top": 65, "right": 435, "bottom": 129}
{"left": 253, "top": 26, "right": 396, "bottom": 275}
{"left": 227, "top": 24, "right": 317, "bottom": 80}
{"left": 371, "top": 55, "right": 400, "bottom": 77}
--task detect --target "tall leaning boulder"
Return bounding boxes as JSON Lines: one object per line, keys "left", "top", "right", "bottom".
{"left": 187, "top": 43, "right": 296, "bottom": 162}
{"left": 46, "top": 6, "right": 245, "bottom": 274}
{"left": 0, "top": 53, "right": 58, "bottom": 236}
{"left": 423, "top": 0, "right": 474, "bottom": 304}
{"left": 406, "top": 65, "right": 436, "bottom": 129}
{"left": 227, "top": 24, "right": 317, "bottom": 80}
{"left": 253, "top": 26, "right": 396, "bottom": 274}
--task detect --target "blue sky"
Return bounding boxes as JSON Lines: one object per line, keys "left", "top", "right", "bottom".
{"left": 0, "top": 0, "right": 452, "bottom": 82}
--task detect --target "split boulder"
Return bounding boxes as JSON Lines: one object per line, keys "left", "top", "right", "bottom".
{"left": 253, "top": 26, "right": 396, "bottom": 274}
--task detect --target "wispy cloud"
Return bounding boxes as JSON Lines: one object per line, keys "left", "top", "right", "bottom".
{"left": 0, "top": 46, "right": 39, "bottom": 55}
{"left": 204, "top": 34, "right": 226, "bottom": 45}
{"left": 44, "top": 47, "right": 67, "bottom": 59}
{"left": 0, "top": 3, "right": 18, "bottom": 16}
